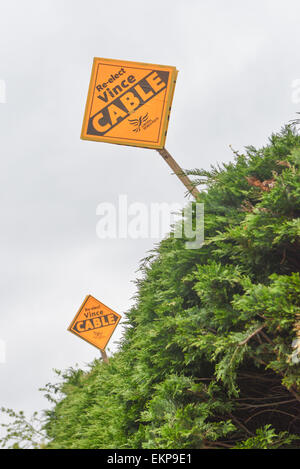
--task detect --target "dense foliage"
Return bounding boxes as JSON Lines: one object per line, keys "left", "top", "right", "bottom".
{"left": 1, "top": 127, "right": 300, "bottom": 449}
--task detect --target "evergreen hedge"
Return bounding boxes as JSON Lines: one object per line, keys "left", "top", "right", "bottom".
{"left": 1, "top": 126, "right": 300, "bottom": 449}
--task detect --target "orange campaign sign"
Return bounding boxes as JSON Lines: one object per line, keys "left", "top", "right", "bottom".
{"left": 81, "top": 58, "right": 178, "bottom": 149}
{"left": 68, "top": 295, "right": 121, "bottom": 351}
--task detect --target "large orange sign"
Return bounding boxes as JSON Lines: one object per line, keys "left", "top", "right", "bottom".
{"left": 68, "top": 295, "right": 121, "bottom": 351}
{"left": 81, "top": 58, "right": 178, "bottom": 149}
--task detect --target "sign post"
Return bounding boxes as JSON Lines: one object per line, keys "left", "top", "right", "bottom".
{"left": 81, "top": 57, "right": 199, "bottom": 198}
{"left": 157, "top": 148, "right": 200, "bottom": 198}
{"left": 68, "top": 295, "right": 121, "bottom": 362}
{"left": 100, "top": 349, "right": 109, "bottom": 364}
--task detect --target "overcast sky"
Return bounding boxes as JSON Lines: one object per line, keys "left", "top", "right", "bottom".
{"left": 0, "top": 0, "right": 300, "bottom": 419}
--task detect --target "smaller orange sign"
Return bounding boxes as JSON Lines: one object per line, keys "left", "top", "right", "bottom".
{"left": 68, "top": 295, "right": 121, "bottom": 351}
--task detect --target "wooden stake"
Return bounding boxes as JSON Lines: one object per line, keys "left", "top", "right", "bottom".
{"left": 100, "top": 349, "right": 109, "bottom": 364}
{"left": 157, "top": 148, "right": 200, "bottom": 199}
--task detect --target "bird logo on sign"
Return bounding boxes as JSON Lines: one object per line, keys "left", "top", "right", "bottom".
{"left": 128, "top": 113, "right": 149, "bottom": 132}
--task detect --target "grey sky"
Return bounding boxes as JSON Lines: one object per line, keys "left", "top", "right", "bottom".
{"left": 0, "top": 0, "right": 299, "bottom": 418}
